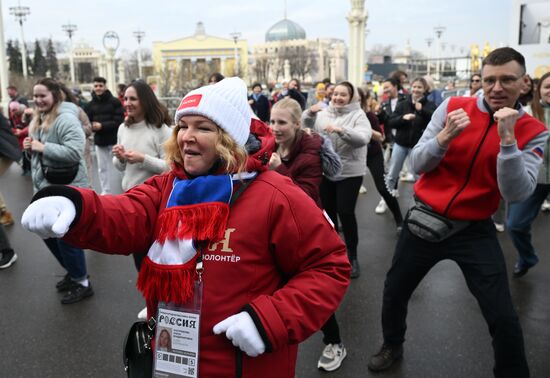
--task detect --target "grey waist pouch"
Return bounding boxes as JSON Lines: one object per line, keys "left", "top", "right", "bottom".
{"left": 406, "top": 201, "right": 470, "bottom": 243}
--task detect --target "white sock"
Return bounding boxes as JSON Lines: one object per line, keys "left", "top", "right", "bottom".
{"left": 76, "top": 278, "right": 89, "bottom": 287}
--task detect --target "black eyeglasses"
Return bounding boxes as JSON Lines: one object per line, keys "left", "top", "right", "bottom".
{"left": 482, "top": 76, "right": 521, "bottom": 89}
{"left": 471, "top": 79, "right": 481, "bottom": 83}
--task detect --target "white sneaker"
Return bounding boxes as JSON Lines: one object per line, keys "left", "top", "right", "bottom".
{"left": 494, "top": 222, "right": 505, "bottom": 232}
{"left": 400, "top": 172, "right": 416, "bottom": 182}
{"left": 317, "top": 343, "right": 347, "bottom": 372}
{"left": 359, "top": 185, "right": 367, "bottom": 194}
{"left": 375, "top": 199, "right": 387, "bottom": 214}
{"left": 137, "top": 306, "right": 148, "bottom": 320}
{"left": 542, "top": 200, "right": 550, "bottom": 212}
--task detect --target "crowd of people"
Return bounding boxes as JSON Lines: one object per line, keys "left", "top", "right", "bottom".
{"left": 0, "top": 46, "right": 548, "bottom": 377}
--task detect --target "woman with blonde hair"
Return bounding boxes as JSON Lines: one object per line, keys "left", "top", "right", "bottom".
{"left": 23, "top": 78, "right": 92, "bottom": 304}
{"left": 22, "top": 77, "right": 350, "bottom": 378}
{"left": 270, "top": 97, "right": 347, "bottom": 371}
{"left": 269, "top": 98, "right": 323, "bottom": 202}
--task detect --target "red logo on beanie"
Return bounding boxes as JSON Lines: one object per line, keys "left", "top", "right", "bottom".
{"left": 178, "top": 94, "right": 202, "bottom": 111}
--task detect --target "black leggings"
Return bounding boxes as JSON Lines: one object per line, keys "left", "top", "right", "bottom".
{"left": 321, "top": 313, "right": 341, "bottom": 345}
{"left": 367, "top": 152, "right": 403, "bottom": 226}
{"left": 320, "top": 176, "right": 363, "bottom": 260}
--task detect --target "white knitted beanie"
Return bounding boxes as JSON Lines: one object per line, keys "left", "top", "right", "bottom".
{"left": 174, "top": 77, "right": 251, "bottom": 146}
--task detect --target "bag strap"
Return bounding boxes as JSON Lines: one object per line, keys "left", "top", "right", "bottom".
{"left": 230, "top": 175, "right": 257, "bottom": 207}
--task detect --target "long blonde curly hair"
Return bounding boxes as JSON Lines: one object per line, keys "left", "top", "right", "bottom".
{"left": 164, "top": 120, "right": 248, "bottom": 174}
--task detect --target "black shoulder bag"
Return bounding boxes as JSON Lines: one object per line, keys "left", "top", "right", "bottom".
{"left": 38, "top": 130, "right": 80, "bottom": 185}
{"left": 39, "top": 156, "right": 79, "bottom": 184}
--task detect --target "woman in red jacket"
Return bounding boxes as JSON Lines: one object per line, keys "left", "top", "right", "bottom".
{"left": 21, "top": 77, "right": 350, "bottom": 378}
{"left": 268, "top": 98, "right": 323, "bottom": 204}
{"left": 269, "top": 97, "right": 348, "bottom": 372}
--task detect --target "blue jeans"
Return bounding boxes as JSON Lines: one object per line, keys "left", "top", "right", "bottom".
{"left": 506, "top": 184, "right": 550, "bottom": 270}
{"left": 44, "top": 238, "right": 88, "bottom": 280}
{"left": 385, "top": 143, "right": 411, "bottom": 191}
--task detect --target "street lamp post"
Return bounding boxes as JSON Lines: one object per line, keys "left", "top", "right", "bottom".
{"left": 441, "top": 42, "right": 447, "bottom": 77}
{"left": 133, "top": 30, "right": 145, "bottom": 79}
{"left": 229, "top": 31, "right": 241, "bottom": 76}
{"left": 0, "top": 0, "right": 10, "bottom": 107}
{"left": 103, "top": 31, "right": 120, "bottom": 92}
{"left": 9, "top": 2, "right": 30, "bottom": 79}
{"left": 425, "top": 37, "right": 433, "bottom": 76}
{"left": 62, "top": 22, "right": 77, "bottom": 84}
{"left": 434, "top": 26, "right": 446, "bottom": 81}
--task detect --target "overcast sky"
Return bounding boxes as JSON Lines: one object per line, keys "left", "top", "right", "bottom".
{"left": 1, "top": 0, "right": 512, "bottom": 56}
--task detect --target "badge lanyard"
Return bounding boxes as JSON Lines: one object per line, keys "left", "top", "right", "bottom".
{"left": 153, "top": 250, "right": 204, "bottom": 378}
{"left": 151, "top": 175, "right": 256, "bottom": 378}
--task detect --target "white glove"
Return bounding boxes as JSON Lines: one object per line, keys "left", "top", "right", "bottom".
{"left": 21, "top": 196, "right": 76, "bottom": 239}
{"left": 213, "top": 311, "right": 266, "bottom": 357}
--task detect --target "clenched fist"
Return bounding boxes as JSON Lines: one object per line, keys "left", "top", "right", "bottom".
{"left": 437, "top": 109, "right": 471, "bottom": 148}
{"left": 494, "top": 107, "right": 519, "bottom": 145}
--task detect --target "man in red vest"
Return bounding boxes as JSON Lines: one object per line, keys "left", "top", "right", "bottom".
{"left": 368, "top": 48, "right": 548, "bottom": 377}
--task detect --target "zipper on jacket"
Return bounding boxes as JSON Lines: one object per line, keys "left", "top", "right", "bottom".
{"left": 443, "top": 118, "right": 495, "bottom": 216}
{"left": 235, "top": 348, "right": 242, "bottom": 378}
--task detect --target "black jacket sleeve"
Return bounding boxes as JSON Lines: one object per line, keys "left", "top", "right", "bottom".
{"left": 98, "top": 97, "right": 124, "bottom": 134}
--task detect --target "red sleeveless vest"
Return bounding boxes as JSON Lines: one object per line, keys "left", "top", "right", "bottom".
{"left": 414, "top": 97, "right": 546, "bottom": 220}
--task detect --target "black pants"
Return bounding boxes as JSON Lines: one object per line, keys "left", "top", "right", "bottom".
{"left": 0, "top": 224, "right": 12, "bottom": 252}
{"left": 367, "top": 152, "right": 403, "bottom": 226}
{"left": 321, "top": 313, "right": 341, "bottom": 345}
{"left": 382, "top": 219, "right": 529, "bottom": 378}
{"left": 320, "top": 176, "right": 363, "bottom": 260}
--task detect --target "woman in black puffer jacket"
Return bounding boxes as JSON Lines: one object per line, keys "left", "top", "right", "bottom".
{"left": 385, "top": 77, "right": 436, "bottom": 194}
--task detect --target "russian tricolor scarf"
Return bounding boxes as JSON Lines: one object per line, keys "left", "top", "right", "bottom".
{"left": 137, "top": 173, "right": 255, "bottom": 305}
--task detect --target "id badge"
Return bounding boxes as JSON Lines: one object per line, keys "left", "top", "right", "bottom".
{"left": 153, "top": 281, "right": 203, "bottom": 378}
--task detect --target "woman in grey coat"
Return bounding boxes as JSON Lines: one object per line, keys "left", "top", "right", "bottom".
{"left": 23, "top": 78, "right": 93, "bottom": 304}
{"left": 302, "top": 81, "right": 372, "bottom": 278}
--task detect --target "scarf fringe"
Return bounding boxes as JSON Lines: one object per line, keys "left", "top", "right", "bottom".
{"left": 137, "top": 256, "right": 197, "bottom": 304}
{"left": 157, "top": 203, "right": 230, "bottom": 243}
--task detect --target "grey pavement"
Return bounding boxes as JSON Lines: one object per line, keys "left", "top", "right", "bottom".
{"left": 1, "top": 160, "right": 549, "bottom": 378}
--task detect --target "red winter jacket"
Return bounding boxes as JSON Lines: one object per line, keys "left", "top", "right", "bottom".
{"left": 274, "top": 130, "right": 323, "bottom": 207}
{"left": 414, "top": 97, "right": 547, "bottom": 220}
{"left": 58, "top": 169, "right": 349, "bottom": 378}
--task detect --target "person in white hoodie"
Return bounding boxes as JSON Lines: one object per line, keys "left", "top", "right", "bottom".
{"left": 302, "top": 81, "right": 372, "bottom": 278}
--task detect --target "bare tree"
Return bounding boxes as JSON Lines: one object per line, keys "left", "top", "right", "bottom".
{"left": 288, "top": 45, "right": 318, "bottom": 82}
{"left": 193, "top": 60, "right": 211, "bottom": 86}
{"left": 366, "top": 44, "right": 395, "bottom": 61}
{"left": 272, "top": 58, "right": 285, "bottom": 82}
{"left": 275, "top": 43, "right": 293, "bottom": 81}
{"left": 158, "top": 61, "right": 176, "bottom": 97}
{"left": 253, "top": 56, "right": 271, "bottom": 84}
{"left": 119, "top": 48, "right": 153, "bottom": 82}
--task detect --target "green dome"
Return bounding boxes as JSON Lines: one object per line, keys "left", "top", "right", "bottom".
{"left": 265, "top": 19, "right": 306, "bottom": 42}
